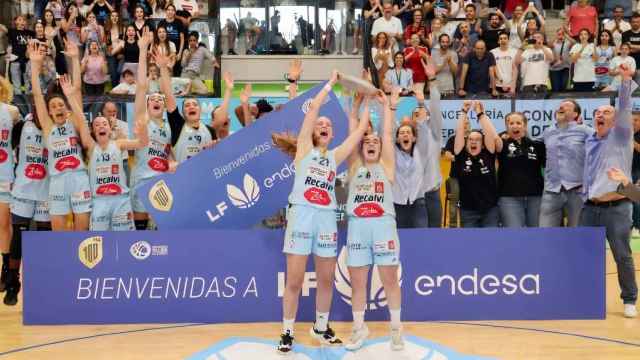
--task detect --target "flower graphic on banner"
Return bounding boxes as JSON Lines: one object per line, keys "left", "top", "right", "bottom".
{"left": 334, "top": 246, "right": 402, "bottom": 311}
{"left": 227, "top": 174, "right": 261, "bottom": 209}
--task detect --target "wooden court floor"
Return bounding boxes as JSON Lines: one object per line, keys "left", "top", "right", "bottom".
{"left": 0, "top": 251, "right": 639, "bottom": 359}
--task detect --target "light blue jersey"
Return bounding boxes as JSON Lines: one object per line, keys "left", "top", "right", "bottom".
{"left": 347, "top": 164, "right": 395, "bottom": 218}
{"left": 12, "top": 120, "right": 48, "bottom": 201}
{"left": 288, "top": 148, "right": 337, "bottom": 210}
{"left": 174, "top": 124, "right": 212, "bottom": 163}
{"left": 89, "top": 141, "right": 129, "bottom": 197}
{"left": 0, "top": 103, "right": 13, "bottom": 202}
{"left": 46, "top": 119, "right": 85, "bottom": 177}
{"left": 131, "top": 120, "right": 171, "bottom": 183}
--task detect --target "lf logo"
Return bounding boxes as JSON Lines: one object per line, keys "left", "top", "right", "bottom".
{"left": 277, "top": 272, "right": 317, "bottom": 297}
{"left": 206, "top": 173, "right": 260, "bottom": 222}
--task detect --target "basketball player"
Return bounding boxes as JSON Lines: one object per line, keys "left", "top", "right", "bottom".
{"left": 272, "top": 71, "right": 370, "bottom": 354}
{"left": 130, "top": 28, "right": 173, "bottom": 230}
{"left": 344, "top": 89, "right": 403, "bottom": 351}
{"left": 28, "top": 39, "right": 91, "bottom": 231}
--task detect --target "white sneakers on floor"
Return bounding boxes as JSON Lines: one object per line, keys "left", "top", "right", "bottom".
{"left": 390, "top": 328, "right": 405, "bottom": 351}
{"left": 624, "top": 304, "right": 638, "bottom": 318}
{"left": 345, "top": 325, "right": 369, "bottom": 351}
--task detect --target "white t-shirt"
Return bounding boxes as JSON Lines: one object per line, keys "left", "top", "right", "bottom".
{"left": 520, "top": 47, "right": 551, "bottom": 87}
{"left": 110, "top": 83, "right": 136, "bottom": 95}
{"left": 491, "top": 47, "right": 518, "bottom": 89}
{"left": 431, "top": 48, "right": 457, "bottom": 92}
{"left": 603, "top": 19, "right": 631, "bottom": 48}
{"left": 371, "top": 16, "right": 403, "bottom": 52}
{"left": 570, "top": 43, "right": 596, "bottom": 82}
{"left": 609, "top": 55, "right": 637, "bottom": 87}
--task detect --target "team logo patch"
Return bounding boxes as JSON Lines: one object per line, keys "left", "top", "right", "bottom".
{"left": 148, "top": 157, "right": 169, "bottom": 172}
{"left": 375, "top": 181, "right": 384, "bottom": 193}
{"left": 0, "top": 149, "right": 8, "bottom": 163}
{"left": 55, "top": 156, "right": 80, "bottom": 171}
{"left": 1, "top": 129, "right": 8, "bottom": 140}
{"left": 78, "top": 236, "right": 103, "bottom": 269}
{"left": 69, "top": 137, "right": 78, "bottom": 146}
{"left": 26, "top": 165, "right": 46, "bottom": 182}
{"left": 304, "top": 187, "right": 331, "bottom": 206}
{"left": 130, "top": 241, "right": 151, "bottom": 260}
{"left": 149, "top": 179, "right": 174, "bottom": 212}
{"left": 112, "top": 164, "right": 119, "bottom": 174}
{"left": 354, "top": 203, "right": 384, "bottom": 218}
{"left": 96, "top": 184, "right": 122, "bottom": 195}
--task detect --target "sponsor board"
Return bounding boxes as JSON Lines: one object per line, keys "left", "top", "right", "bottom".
{"left": 23, "top": 227, "right": 604, "bottom": 325}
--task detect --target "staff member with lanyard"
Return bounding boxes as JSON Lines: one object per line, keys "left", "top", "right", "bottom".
{"left": 580, "top": 64, "right": 638, "bottom": 318}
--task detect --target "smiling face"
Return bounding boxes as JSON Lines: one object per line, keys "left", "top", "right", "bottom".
{"left": 157, "top": 27, "right": 167, "bottom": 41}
{"left": 92, "top": 116, "right": 112, "bottom": 142}
{"left": 396, "top": 124, "right": 416, "bottom": 153}
{"left": 413, "top": 10, "right": 422, "bottom": 26}
{"left": 506, "top": 113, "right": 526, "bottom": 140}
{"left": 513, "top": 6, "right": 523, "bottom": 19}
{"left": 313, "top": 117, "right": 333, "bottom": 148}
{"left": 394, "top": 52, "right": 404, "bottom": 67}
{"left": 361, "top": 134, "right": 381, "bottom": 163}
{"left": 466, "top": 131, "right": 483, "bottom": 156}
{"left": 126, "top": 25, "right": 136, "bottom": 39}
{"left": 35, "top": 22, "right": 45, "bottom": 37}
{"left": 579, "top": 29, "right": 590, "bottom": 43}
{"left": 44, "top": 10, "right": 54, "bottom": 25}
{"left": 621, "top": 43, "right": 631, "bottom": 56}
{"left": 103, "top": 102, "right": 118, "bottom": 120}
{"left": 135, "top": 6, "right": 144, "bottom": 20}
{"left": 459, "top": 22, "right": 469, "bottom": 35}
{"left": 376, "top": 32, "right": 388, "bottom": 48}
{"left": 594, "top": 105, "right": 616, "bottom": 138}
{"left": 439, "top": 34, "right": 450, "bottom": 49}
{"left": 183, "top": 98, "right": 201, "bottom": 123}
{"left": 110, "top": 11, "right": 119, "bottom": 24}
{"left": 599, "top": 31, "right": 610, "bottom": 45}
{"left": 410, "top": 34, "right": 420, "bottom": 47}
{"left": 47, "top": 96, "right": 69, "bottom": 125}
{"left": 559, "top": 100, "right": 579, "bottom": 122}
{"left": 88, "top": 41, "right": 100, "bottom": 55}
{"left": 147, "top": 93, "right": 166, "bottom": 119}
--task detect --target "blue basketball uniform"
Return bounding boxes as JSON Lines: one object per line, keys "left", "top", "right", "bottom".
{"left": 89, "top": 141, "right": 134, "bottom": 231}
{"left": 131, "top": 120, "right": 171, "bottom": 212}
{"left": 346, "top": 164, "right": 399, "bottom": 267}
{"left": 46, "top": 120, "right": 91, "bottom": 215}
{"left": 284, "top": 149, "right": 338, "bottom": 257}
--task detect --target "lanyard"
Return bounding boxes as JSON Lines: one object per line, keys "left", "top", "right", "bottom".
{"left": 395, "top": 69, "right": 401, "bottom": 85}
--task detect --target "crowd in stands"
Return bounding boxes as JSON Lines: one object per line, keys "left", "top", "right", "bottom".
{"left": 0, "top": 0, "right": 212, "bottom": 96}
{"left": 366, "top": 0, "right": 640, "bottom": 97}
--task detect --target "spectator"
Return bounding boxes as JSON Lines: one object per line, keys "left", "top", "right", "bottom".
{"left": 147, "top": 63, "right": 161, "bottom": 94}
{"left": 371, "top": 1, "right": 403, "bottom": 53}
{"left": 42, "top": 9, "right": 59, "bottom": 41}
{"left": 153, "top": 25, "right": 176, "bottom": 70}
{"left": 495, "top": 113, "right": 545, "bottom": 227}
{"left": 403, "top": 10, "right": 426, "bottom": 47}
{"left": 566, "top": 0, "right": 598, "bottom": 39}
{"left": 384, "top": 51, "right": 413, "bottom": 95}
{"left": 439, "top": 15, "right": 458, "bottom": 40}
{"left": 120, "top": 25, "right": 140, "bottom": 80}
{"left": 517, "top": 31, "right": 552, "bottom": 94}
{"left": 105, "top": 10, "right": 124, "bottom": 88}
{"left": 110, "top": 68, "right": 136, "bottom": 94}
{"left": 453, "top": 100, "right": 500, "bottom": 228}
{"left": 478, "top": 12, "right": 505, "bottom": 51}
{"left": 604, "top": 0, "right": 633, "bottom": 19}
{"left": 25, "top": 39, "right": 56, "bottom": 94}
{"left": 632, "top": 111, "right": 640, "bottom": 238}
{"left": 7, "top": 15, "right": 35, "bottom": 95}
{"left": 240, "top": 12, "right": 260, "bottom": 54}
{"left": 594, "top": 30, "right": 615, "bottom": 90}
{"left": 580, "top": 66, "right": 637, "bottom": 319}
{"left": 174, "top": 0, "right": 200, "bottom": 27}
{"left": 603, "top": 5, "right": 631, "bottom": 48}
{"left": 431, "top": 33, "right": 458, "bottom": 96}
{"left": 0, "top": 24, "right": 7, "bottom": 77}
{"left": 504, "top": 0, "right": 527, "bottom": 18}
{"left": 454, "top": 4, "right": 479, "bottom": 40}
{"left": 443, "top": 116, "right": 471, "bottom": 228}
{"left": 372, "top": 32, "right": 394, "bottom": 84}
{"left": 458, "top": 40, "right": 497, "bottom": 97}
{"left": 180, "top": 31, "right": 216, "bottom": 94}
{"left": 158, "top": 4, "right": 186, "bottom": 77}
{"left": 45, "top": 0, "right": 65, "bottom": 21}
{"left": 60, "top": 4, "right": 83, "bottom": 47}
{"left": 87, "top": 0, "right": 114, "bottom": 26}
{"left": 453, "top": 21, "right": 476, "bottom": 64}
{"left": 72, "top": 0, "right": 91, "bottom": 18}
{"left": 491, "top": 32, "right": 518, "bottom": 96}
{"left": 81, "top": 12, "right": 105, "bottom": 46}
{"left": 102, "top": 101, "right": 131, "bottom": 180}
{"left": 149, "top": 0, "right": 167, "bottom": 20}
{"left": 540, "top": 99, "right": 593, "bottom": 227}
{"left": 550, "top": 27, "right": 575, "bottom": 92}
{"left": 449, "top": 0, "right": 472, "bottom": 19}
{"left": 81, "top": 40, "right": 108, "bottom": 95}
{"left": 426, "top": 17, "right": 443, "bottom": 50}
{"left": 605, "top": 43, "right": 637, "bottom": 91}
{"left": 392, "top": 0, "right": 413, "bottom": 28}
{"left": 622, "top": 13, "right": 640, "bottom": 83}
{"left": 222, "top": 18, "right": 238, "bottom": 55}
{"left": 133, "top": 5, "right": 154, "bottom": 39}
{"left": 403, "top": 34, "right": 429, "bottom": 96}
{"left": 506, "top": 5, "right": 525, "bottom": 50}
{"left": 570, "top": 28, "right": 597, "bottom": 92}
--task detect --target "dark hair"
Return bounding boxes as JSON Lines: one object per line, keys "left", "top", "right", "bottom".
{"left": 563, "top": 99, "right": 582, "bottom": 118}
{"left": 122, "top": 69, "right": 134, "bottom": 77}
{"left": 104, "top": 10, "right": 122, "bottom": 34}
{"left": 578, "top": 28, "right": 594, "bottom": 42}
{"left": 505, "top": 111, "right": 528, "bottom": 125}
{"left": 488, "top": 13, "right": 500, "bottom": 21}
{"left": 165, "top": 3, "right": 176, "bottom": 12}
{"left": 438, "top": 33, "right": 450, "bottom": 43}
{"left": 181, "top": 97, "right": 200, "bottom": 113}
{"left": 632, "top": 12, "right": 640, "bottom": 20}
{"left": 464, "top": 3, "right": 476, "bottom": 11}
{"left": 497, "top": 31, "right": 509, "bottom": 40}
{"left": 597, "top": 29, "right": 614, "bottom": 47}
{"left": 393, "top": 50, "right": 404, "bottom": 66}
{"left": 42, "top": 9, "right": 56, "bottom": 27}
{"left": 188, "top": 31, "right": 200, "bottom": 41}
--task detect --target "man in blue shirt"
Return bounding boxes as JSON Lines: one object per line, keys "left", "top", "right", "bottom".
{"left": 580, "top": 64, "right": 638, "bottom": 318}
{"left": 540, "top": 99, "right": 593, "bottom": 227}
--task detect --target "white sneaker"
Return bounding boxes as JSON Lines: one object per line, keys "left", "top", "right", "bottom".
{"left": 309, "top": 325, "right": 343, "bottom": 346}
{"left": 345, "top": 325, "right": 369, "bottom": 351}
{"left": 631, "top": 229, "right": 640, "bottom": 238}
{"left": 390, "top": 328, "right": 404, "bottom": 351}
{"left": 624, "top": 304, "right": 637, "bottom": 318}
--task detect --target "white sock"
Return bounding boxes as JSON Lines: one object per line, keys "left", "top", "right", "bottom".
{"left": 353, "top": 311, "right": 365, "bottom": 330}
{"left": 283, "top": 318, "right": 295, "bottom": 336}
{"left": 389, "top": 309, "right": 401, "bottom": 330}
{"left": 315, "top": 311, "right": 329, "bottom": 332}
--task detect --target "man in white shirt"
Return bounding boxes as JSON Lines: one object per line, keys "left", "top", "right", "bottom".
{"left": 431, "top": 33, "right": 458, "bottom": 95}
{"left": 603, "top": 6, "right": 631, "bottom": 48}
{"left": 371, "top": 0, "right": 404, "bottom": 52}
{"left": 516, "top": 32, "right": 553, "bottom": 94}
{"left": 491, "top": 32, "right": 518, "bottom": 96}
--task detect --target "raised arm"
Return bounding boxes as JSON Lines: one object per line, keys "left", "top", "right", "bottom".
{"left": 27, "top": 41, "right": 53, "bottom": 136}
{"left": 476, "top": 101, "right": 498, "bottom": 153}
{"left": 59, "top": 74, "right": 95, "bottom": 152}
{"left": 295, "top": 71, "right": 339, "bottom": 163}
{"left": 117, "top": 113, "right": 149, "bottom": 151}
{"left": 347, "top": 93, "right": 365, "bottom": 170}
{"left": 155, "top": 48, "right": 176, "bottom": 111}
{"left": 454, "top": 101, "right": 471, "bottom": 155}
{"left": 613, "top": 64, "right": 638, "bottom": 137}
{"left": 423, "top": 58, "right": 442, "bottom": 138}
{"left": 134, "top": 28, "right": 153, "bottom": 123}
{"left": 239, "top": 83, "right": 253, "bottom": 126}
{"left": 380, "top": 89, "right": 397, "bottom": 183}
{"left": 63, "top": 39, "right": 83, "bottom": 106}
{"left": 287, "top": 59, "right": 302, "bottom": 100}
{"left": 334, "top": 99, "right": 371, "bottom": 166}
{"left": 215, "top": 72, "right": 234, "bottom": 122}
